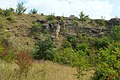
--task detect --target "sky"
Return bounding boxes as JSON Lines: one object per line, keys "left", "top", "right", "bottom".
{"left": 0, "top": 0, "right": 119, "bottom": 20}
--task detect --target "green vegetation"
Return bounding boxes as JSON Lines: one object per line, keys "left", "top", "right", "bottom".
{"left": 79, "top": 11, "right": 89, "bottom": 22}
{"left": 93, "top": 46, "right": 120, "bottom": 80}
{"left": 29, "top": 8, "right": 37, "bottom": 14}
{"left": 32, "top": 39, "right": 55, "bottom": 60}
{"left": 16, "top": 2, "right": 27, "bottom": 15}
{"left": 110, "top": 26, "right": 120, "bottom": 42}
{"left": 0, "top": 2, "right": 120, "bottom": 80}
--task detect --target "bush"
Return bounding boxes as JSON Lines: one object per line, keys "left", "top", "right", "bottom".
{"left": 74, "top": 50, "right": 90, "bottom": 79}
{"left": 54, "top": 48, "right": 76, "bottom": 65}
{"left": 54, "top": 48, "right": 90, "bottom": 79}
{"left": 79, "top": 11, "right": 89, "bottom": 22}
{"left": 47, "top": 13, "right": 55, "bottom": 21}
{"left": 0, "top": 8, "right": 3, "bottom": 15}
{"left": 0, "top": 18, "right": 3, "bottom": 28}
{"left": 29, "top": 8, "right": 37, "bottom": 14}
{"left": 76, "top": 43, "right": 90, "bottom": 56}
{"left": 110, "top": 26, "right": 120, "bottom": 42}
{"left": 0, "top": 40, "right": 16, "bottom": 62}
{"left": 97, "top": 19, "right": 106, "bottom": 26}
{"left": 93, "top": 46, "right": 120, "bottom": 80}
{"left": 30, "top": 22, "right": 42, "bottom": 36}
{"left": 61, "top": 40, "right": 72, "bottom": 48}
{"left": 66, "top": 34, "right": 76, "bottom": 43}
{"left": 3, "top": 8, "right": 12, "bottom": 17}
{"left": 16, "top": 2, "right": 27, "bottom": 15}
{"left": 32, "top": 39, "right": 54, "bottom": 60}
{"left": 94, "top": 37, "right": 110, "bottom": 49}
{"left": 16, "top": 50, "right": 32, "bottom": 77}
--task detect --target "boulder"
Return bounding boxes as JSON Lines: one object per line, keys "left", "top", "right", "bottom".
{"left": 109, "top": 18, "right": 120, "bottom": 26}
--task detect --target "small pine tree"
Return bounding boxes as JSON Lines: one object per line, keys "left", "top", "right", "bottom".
{"left": 79, "top": 11, "right": 89, "bottom": 22}
{"left": 29, "top": 8, "right": 37, "bottom": 14}
{"left": 16, "top": 2, "right": 27, "bottom": 15}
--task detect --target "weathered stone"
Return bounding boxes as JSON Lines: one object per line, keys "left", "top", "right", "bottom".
{"left": 36, "top": 19, "right": 45, "bottom": 24}
{"left": 109, "top": 18, "right": 120, "bottom": 26}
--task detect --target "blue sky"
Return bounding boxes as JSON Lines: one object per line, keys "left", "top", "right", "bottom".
{"left": 0, "top": 0, "right": 119, "bottom": 20}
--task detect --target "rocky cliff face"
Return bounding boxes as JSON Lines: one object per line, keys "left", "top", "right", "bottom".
{"left": 36, "top": 16, "right": 120, "bottom": 38}
{"left": 1, "top": 14, "right": 120, "bottom": 50}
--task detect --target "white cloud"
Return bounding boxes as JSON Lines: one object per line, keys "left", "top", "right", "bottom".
{"left": 0, "top": 0, "right": 18, "bottom": 9}
{"left": 25, "top": 0, "right": 113, "bottom": 20}
{"left": 0, "top": 0, "right": 113, "bottom": 20}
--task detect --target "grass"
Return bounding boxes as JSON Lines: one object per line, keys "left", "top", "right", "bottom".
{"left": 0, "top": 60, "right": 94, "bottom": 80}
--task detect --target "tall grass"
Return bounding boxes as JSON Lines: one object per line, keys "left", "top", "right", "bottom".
{"left": 0, "top": 60, "right": 94, "bottom": 80}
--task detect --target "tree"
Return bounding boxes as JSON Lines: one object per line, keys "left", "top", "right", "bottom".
{"left": 79, "top": 11, "right": 89, "bottom": 22}
{"left": 16, "top": 2, "right": 27, "bottom": 15}
{"left": 32, "top": 39, "right": 54, "bottom": 60}
{"left": 110, "top": 26, "right": 120, "bottom": 42}
{"left": 93, "top": 46, "right": 120, "bottom": 80}
{"left": 29, "top": 8, "right": 37, "bottom": 14}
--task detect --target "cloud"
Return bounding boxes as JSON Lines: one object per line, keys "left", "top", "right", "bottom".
{"left": 0, "top": 0, "right": 18, "bottom": 9}
{"left": 0, "top": 0, "right": 113, "bottom": 20}
{"left": 25, "top": 0, "right": 113, "bottom": 20}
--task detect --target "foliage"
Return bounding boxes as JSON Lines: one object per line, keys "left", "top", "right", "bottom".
{"left": 16, "top": 2, "right": 27, "bottom": 15}
{"left": 66, "top": 34, "right": 76, "bottom": 43}
{"left": 110, "top": 26, "right": 120, "bottom": 42}
{"left": 74, "top": 50, "right": 90, "bottom": 80}
{"left": 47, "top": 13, "right": 55, "bottom": 21}
{"left": 54, "top": 47, "right": 90, "bottom": 80}
{"left": 16, "top": 50, "right": 32, "bottom": 77}
{"left": 3, "top": 8, "right": 14, "bottom": 17}
{"left": 30, "top": 22, "right": 42, "bottom": 36}
{"left": 54, "top": 48, "right": 76, "bottom": 65}
{"left": 29, "top": 8, "right": 37, "bottom": 14}
{"left": 0, "top": 48, "right": 16, "bottom": 62}
{"left": 61, "top": 40, "right": 72, "bottom": 48}
{"left": 0, "top": 17, "right": 4, "bottom": 28}
{"left": 76, "top": 43, "right": 88, "bottom": 52}
{"left": 97, "top": 16, "right": 106, "bottom": 26}
{"left": 32, "top": 39, "right": 54, "bottom": 60}
{"left": 0, "top": 40, "right": 16, "bottom": 62}
{"left": 0, "top": 8, "right": 4, "bottom": 15}
{"left": 93, "top": 45, "right": 120, "bottom": 80}
{"left": 76, "top": 43, "right": 90, "bottom": 55}
{"left": 79, "top": 11, "right": 89, "bottom": 22}
{"left": 94, "top": 37, "right": 110, "bottom": 49}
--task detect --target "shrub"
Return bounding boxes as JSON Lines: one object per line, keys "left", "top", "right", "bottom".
{"left": 30, "top": 22, "right": 42, "bottom": 36}
{"left": 74, "top": 50, "right": 90, "bottom": 80}
{"left": 0, "top": 39, "right": 16, "bottom": 62}
{"left": 0, "top": 18, "right": 3, "bottom": 28}
{"left": 3, "top": 8, "right": 12, "bottom": 17}
{"left": 93, "top": 46, "right": 120, "bottom": 80}
{"left": 94, "top": 37, "right": 110, "bottom": 49}
{"left": 61, "top": 40, "right": 72, "bottom": 48}
{"left": 54, "top": 48, "right": 76, "bottom": 65}
{"left": 76, "top": 43, "right": 89, "bottom": 52}
{"left": 16, "top": 2, "right": 27, "bottom": 15}
{"left": 47, "top": 13, "right": 55, "bottom": 21}
{"left": 32, "top": 39, "right": 55, "bottom": 60}
{"left": 110, "top": 26, "right": 120, "bottom": 42}
{"left": 0, "top": 49, "right": 16, "bottom": 62}
{"left": 97, "top": 18, "right": 106, "bottom": 26}
{"left": 66, "top": 34, "right": 76, "bottom": 43}
{"left": 79, "top": 11, "right": 89, "bottom": 22}
{"left": 29, "top": 8, "right": 37, "bottom": 14}
{"left": 0, "top": 8, "right": 3, "bottom": 15}
{"left": 16, "top": 50, "right": 32, "bottom": 77}
{"left": 54, "top": 48, "right": 90, "bottom": 80}
{"left": 76, "top": 43, "right": 90, "bottom": 56}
